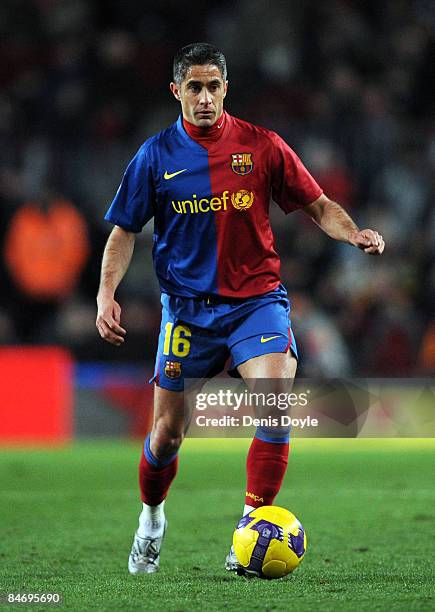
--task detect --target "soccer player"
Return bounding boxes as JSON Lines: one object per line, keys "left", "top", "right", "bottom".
{"left": 96, "top": 43, "right": 385, "bottom": 575}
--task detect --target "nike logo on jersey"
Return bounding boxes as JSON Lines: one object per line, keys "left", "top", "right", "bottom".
{"left": 164, "top": 169, "right": 188, "bottom": 180}
{"left": 260, "top": 335, "right": 281, "bottom": 343}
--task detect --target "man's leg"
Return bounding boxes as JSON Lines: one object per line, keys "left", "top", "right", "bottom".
{"left": 225, "top": 351, "right": 297, "bottom": 571}
{"left": 130, "top": 385, "right": 187, "bottom": 574}
{"left": 139, "top": 385, "right": 186, "bottom": 510}
{"left": 238, "top": 351, "right": 297, "bottom": 515}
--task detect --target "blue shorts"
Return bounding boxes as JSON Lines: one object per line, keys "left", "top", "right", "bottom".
{"left": 151, "top": 284, "right": 298, "bottom": 391}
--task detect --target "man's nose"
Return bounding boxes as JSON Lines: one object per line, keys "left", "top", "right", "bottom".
{"left": 199, "top": 87, "right": 212, "bottom": 105}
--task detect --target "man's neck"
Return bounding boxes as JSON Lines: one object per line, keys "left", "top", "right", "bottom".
{"left": 182, "top": 112, "right": 226, "bottom": 147}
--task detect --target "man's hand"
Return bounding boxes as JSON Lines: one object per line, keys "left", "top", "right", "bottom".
{"left": 303, "top": 196, "right": 385, "bottom": 255}
{"left": 96, "top": 292, "right": 127, "bottom": 345}
{"left": 96, "top": 226, "right": 135, "bottom": 345}
{"left": 348, "top": 229, "right": 385, "bottom": 255}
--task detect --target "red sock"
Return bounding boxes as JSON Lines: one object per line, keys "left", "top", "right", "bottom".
{"left": 139, "top": 436, "right": 178, "bottom": 505}
{"left": 245, "top": 437, "right": 289, "bottom": 507}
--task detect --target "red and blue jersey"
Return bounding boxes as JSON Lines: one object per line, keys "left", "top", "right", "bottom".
{"left": 105, "top": 112, "right": 322, "bottom": 298}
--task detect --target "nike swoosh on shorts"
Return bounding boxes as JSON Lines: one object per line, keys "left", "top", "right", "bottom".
{"left": 260, "top": 335, "right": 281, "bottom": 343}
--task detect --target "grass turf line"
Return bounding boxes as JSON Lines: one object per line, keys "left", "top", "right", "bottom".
{"left": 0, "top": 439, "right": 434, "bottom": 611}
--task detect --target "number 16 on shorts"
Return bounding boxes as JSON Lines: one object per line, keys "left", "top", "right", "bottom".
{"left": 163, "top": 323, "right": 192, "bottom": 357}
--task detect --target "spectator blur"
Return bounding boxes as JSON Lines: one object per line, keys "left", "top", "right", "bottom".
{"left": 0, "top": 0, "right": 433, "bottom": 375}
{"left": 3, "top": 195, "right": 90, "bottom": 341}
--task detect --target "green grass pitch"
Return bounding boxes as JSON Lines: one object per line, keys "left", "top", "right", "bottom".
{"left": 1, "top": 438, "right": 434, "bottom": 611}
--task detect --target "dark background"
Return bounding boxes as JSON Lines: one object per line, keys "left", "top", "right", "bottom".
{"left": 1, "top": 0, "right": 434, "bottom": 377}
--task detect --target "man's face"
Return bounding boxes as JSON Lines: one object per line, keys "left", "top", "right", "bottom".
{"left": 170, "top": 64, "right": 228, "bottom": 127}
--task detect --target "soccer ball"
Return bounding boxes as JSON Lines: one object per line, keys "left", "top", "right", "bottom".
{"left": 233, "top": 505, "right": 307, "bottom": 579}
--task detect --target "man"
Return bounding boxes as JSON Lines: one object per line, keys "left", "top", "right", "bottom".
{"left": 96, "top": 43, "right": 384, "bottom": 575}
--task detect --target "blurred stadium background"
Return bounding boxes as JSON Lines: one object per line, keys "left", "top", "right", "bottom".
{"left": 1, "top": 3, "right": 435, "bottom": 610}
{"left": 0, "top": 0, "right": 434, "bottom": 442}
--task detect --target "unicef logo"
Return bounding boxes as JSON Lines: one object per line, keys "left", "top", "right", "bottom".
{"left": 231, "top": 190, "right": 254, "bottom": 211}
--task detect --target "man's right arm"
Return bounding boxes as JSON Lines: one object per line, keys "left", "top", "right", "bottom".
{"left": 96, "top": 226, "right": 136, "bottom": 345}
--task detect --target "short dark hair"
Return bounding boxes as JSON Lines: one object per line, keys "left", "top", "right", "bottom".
{"left": 173, "top": 42, "right": 227, "bottom": 84}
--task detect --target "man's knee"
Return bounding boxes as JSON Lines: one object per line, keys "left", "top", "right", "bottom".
{"left": 150, "top": 385, "right": 186, "bottom": 460}
{"left": 150, "top": 422, "right": 184, "bottom": 459}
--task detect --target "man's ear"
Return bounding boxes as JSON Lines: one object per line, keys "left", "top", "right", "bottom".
{"left": 223, "top": 80, "right": 228, "bottom": 98}
{"left": 170, "top": 82, "right": 181, "bottom": 101}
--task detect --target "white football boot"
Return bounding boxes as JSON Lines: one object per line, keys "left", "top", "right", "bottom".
{"left": 224, "top": 545, "right": 238, "bottom": 571}
{"left": 225, "top": 546, "right": 259, "bottom": 578}
{"left": 128, "top": 520, "right": 168, "bottom": 574}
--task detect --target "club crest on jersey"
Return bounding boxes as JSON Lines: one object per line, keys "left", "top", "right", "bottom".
{"left": 231, "top": 152, "right": 253, "bottom": 175}
{"left": 164, "top": 360, "right": 181, "bottom": 379}
{"left": 231, "top": 190, "right": 254, "bottom": 211}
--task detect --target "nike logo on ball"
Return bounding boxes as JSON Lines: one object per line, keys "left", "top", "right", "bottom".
{"left": 260, "top": 335, "right": 281, "bottom": 343}
{"left": 164, "top": 169, "right": 188, "bottom": 180}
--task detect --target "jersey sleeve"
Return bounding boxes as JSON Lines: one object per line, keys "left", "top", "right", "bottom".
{"left": 104, "top": 144, "right": 155, "bottom": 232}
{"left": 270, "top": 132, "right": 323, "bottom": 214}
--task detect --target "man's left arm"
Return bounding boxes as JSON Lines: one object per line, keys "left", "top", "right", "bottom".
{"left": 303, "top": 194, "right": 385, "bottom": 255}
